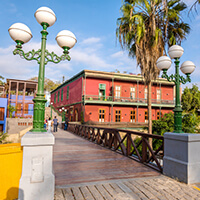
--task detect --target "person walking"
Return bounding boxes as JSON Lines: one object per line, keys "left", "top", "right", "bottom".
{"left": 53, "top": 116, "right": 58, "bottom": 132}
{"left": 64, "top": 117, "right": 69, "bottom": 130}
{"left": 47, "top": 117, "right": 52, "bottom": 132}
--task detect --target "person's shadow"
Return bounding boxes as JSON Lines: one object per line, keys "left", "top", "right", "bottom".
{"left": 5, "top": 187, "right": 24, "bottom": 200}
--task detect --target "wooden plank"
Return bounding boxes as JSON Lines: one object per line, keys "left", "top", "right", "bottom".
{"left": 79, "top": 186, "right": 95, "bottom": 200}
{"left": 62, "top": 188, "right": 75, "bottom": 200}
{"left": 103, "top": 183, "right": 118, "bottom": 197}
{"left": 87, "top": 185, "right": 104, "bottom": 200}
{"left": 95, "top": 184, "right": 113, "bottom": 200}
{"left": 116, "top": 182, "right": 134, "bottom": 194}
{"left": 71, "top": 187, "right": 84, "bottom": 200}
{"left": 123, "top": 181, "right": 148, "bottom": 200}
{"left": 109, "top": 183, "right": 125, "bottom": 194}
{"left": 55, "top": 188, "right": 65, "bottom": 200}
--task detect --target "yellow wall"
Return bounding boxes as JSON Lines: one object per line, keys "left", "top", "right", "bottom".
{"left": 0, "top": 143, "right": 23, "bottom": 200}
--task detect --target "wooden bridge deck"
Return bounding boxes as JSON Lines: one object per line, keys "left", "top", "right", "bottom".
{"left": 53, "top": 129, "right": 160, "bottom": 187}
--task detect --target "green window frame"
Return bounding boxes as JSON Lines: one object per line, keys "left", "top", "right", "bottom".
{"left": 58, "top": 91, "right": 60, "bottom": 102}
{"left": 61, "top": 89, "right": 63, "bottom": 101}
{"left": 54, "top": 93, "right": 56, "bottom": 103}
{"left": 67, "top": 86, "right": 69, "bottom": 100}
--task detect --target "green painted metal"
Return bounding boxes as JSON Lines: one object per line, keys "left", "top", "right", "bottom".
{"left": 62, "top": 111, "right": 65, "bottom": 122}
{"left": 13, "top": 23, "right": 72, "bottom": 132}
{"left": 162, "top": 58, "right": 192, "bottom": 133}
{"left": 51, "top": 105, "right": 52, "bottom": 119}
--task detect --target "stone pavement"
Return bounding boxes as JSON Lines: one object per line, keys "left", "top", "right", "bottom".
{"left": 53, "top": 129, "right": 200, "bottom": 200}
{"left": 55, "top": 176, "right": 200, "bottom": 200}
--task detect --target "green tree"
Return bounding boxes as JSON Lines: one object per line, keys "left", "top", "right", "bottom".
{"left": 7, "top": 104, "right": 16, "bottom": 118}
{"left": 181, "top": 85, "right": 200, "bottom": 114}
{"left": 182, "top": 113, "right": 199, "bottom": 133}
{"left": 116, "top": 0, "right": 190, "bottom": 140}
{"left": 29, "top": 77, "right": 61, "bottom": 92}
{"left": 0, "top": 75, "right": 5, "bottom": 85}
{"left": 152, "top": 111, "right": 200, "bottom": 135}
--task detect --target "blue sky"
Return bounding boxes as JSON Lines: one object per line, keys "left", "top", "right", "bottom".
{"left": 0, "top": 0, "right": 199, "bottom": 89}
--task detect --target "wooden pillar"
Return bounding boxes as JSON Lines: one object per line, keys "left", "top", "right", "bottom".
{"left": 7, "top": 80, "right": 12, "bottom": 117}
{"left": 22, "top": 82, "right": 26, "bottom": 117}
{"left": 111, "top": 78, "right": 114, "bottom": 123}
{"left": 15, "top": 81, "right": 19, "bottom": 117}
{"left": 137, "top": 80, "right": 139, "bottom": 102}
{"left": 83, "top": 74, "right": 87, "bottom": 123}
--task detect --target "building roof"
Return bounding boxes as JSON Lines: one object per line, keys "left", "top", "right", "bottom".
{"left": 6, "top": 78, "right": 38, "bottom": 90}
{"left": 51, "top": 69, "right": 174, "bottom": 94}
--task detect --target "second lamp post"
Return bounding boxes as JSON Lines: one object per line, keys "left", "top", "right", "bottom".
{"left": 156, "top": 45, "right": 195, "bottom": 133}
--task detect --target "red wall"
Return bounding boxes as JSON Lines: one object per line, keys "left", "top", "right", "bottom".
{"left": 85, "top": 105, "right": 172, "bottom": 123}
{"left": 51, "top": 77, "right": 82, "bottom": 108}
{"left": 84, "top": 78, "right": 112, "bottom": 96}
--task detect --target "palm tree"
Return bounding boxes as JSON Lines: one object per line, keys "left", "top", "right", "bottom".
{"left": 116, "top": 0, "right": 190, "bottom": 140}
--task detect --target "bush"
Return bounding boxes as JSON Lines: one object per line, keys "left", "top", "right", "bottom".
{"left": 0, "top": 132, "right": 9, "bottom": 144}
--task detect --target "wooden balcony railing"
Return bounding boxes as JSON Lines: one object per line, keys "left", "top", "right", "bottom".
{"left": 68, "top": 124, "right": 164, "bottom": 172}
{"left": 83, "top": 95, "right": 174, "bottom": 105}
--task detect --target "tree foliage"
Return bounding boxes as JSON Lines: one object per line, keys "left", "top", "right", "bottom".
{"left": 181, "top": 84, "right": 200, "bottom": 114}
{"left": 7, "top": 104, "right": 16, "bottom": 118}
{"left": 29, "top": 77, "right": 61, "bottom": 92}
{"left": 0, "top": 75, "right": 5, "bottom": 85}
{"left": 152, "top": 112, "right": 200, "bottom": 135}
{"left": 116, "top": 0, "right": 190, "bottom": 135}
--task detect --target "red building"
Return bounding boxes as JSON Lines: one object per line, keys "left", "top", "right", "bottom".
{"left": 50, "top": 70, "right": 175, "bottom": 125}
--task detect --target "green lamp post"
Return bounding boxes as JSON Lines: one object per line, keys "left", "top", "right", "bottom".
{"left": 61, "top": 107, "right": 65, "bottom": 122}
{"left": 156, "top": 45, "right": 195, "bottom": 133}
{"left": 50, "top": 102, "right": 53, "bottom": 119}
{"left": 8, "top": 7, "right": 77, "bottom": 132}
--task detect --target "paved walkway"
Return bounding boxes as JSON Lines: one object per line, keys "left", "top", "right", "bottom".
{"left": 53, "top": 129, "right": 200, "bottom": 200}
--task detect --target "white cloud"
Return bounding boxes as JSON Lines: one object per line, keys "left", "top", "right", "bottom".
{"left": 0, "top": 37, "right": 140, "bottom": 82}
{"left": 81, "top": 37, "right": 101, "bottom": 45}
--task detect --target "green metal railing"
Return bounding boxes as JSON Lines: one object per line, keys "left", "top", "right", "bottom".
{"left": 83, "top": 95, "right": 174, "bottom": 105}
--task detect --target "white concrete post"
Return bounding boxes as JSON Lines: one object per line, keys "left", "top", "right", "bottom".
{"left": 18, "top": 132, "right": 55, "bottom": 200}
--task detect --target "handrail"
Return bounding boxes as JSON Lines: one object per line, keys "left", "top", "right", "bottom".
{"left": 68, "top": 124, "right": 164, "bottom": 172}
{"left": 83, "top": 95, "right": 174, "bottom": 105}
{"left": 51, "top": 105, "right": 62, "bottom": 117}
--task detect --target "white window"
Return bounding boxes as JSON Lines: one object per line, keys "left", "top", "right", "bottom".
{"left": 99, "top": 109, "right": 105, "bottom": 122}
{"left": 144, "top": 88, "right": 147, "bottom": 99}
{"left": 130, "top": 87, "right": 135, "bottom": 99}
{"left": 157, "top": 89, "right": 161, "bottom": 100}
{"left": 115, "top": 86, "right": 121, "bottom": 98}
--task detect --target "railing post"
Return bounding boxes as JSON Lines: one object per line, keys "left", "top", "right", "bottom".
{"left": 88, "top": 127, "right": 91, "bottom": 139}
{"left": 142, "top": 136, "right": 147, "bottom": 163}
{"left": 126, "top": 134, "right": 131, "bottom": 156}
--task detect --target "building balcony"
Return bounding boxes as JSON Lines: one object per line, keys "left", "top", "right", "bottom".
{"left": 83, "top": 95, "right": 175, "bottom": 107}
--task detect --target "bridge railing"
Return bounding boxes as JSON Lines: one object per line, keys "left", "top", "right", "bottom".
{"left": 68, "top": 124, "right": 164, "bottom": 172}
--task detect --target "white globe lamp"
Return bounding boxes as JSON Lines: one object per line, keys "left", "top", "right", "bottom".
{"left": 34, "top": 7, "right": 56, "bottom": 27}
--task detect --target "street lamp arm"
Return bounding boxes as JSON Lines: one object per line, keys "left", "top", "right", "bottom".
{"left": 44, "top": 49, "right": 71, "bottom": 64}
{"left": 161, "top": 71, "right": 176, "bottom": 83}
{"left": 13, "top": 48, "right": 71, "bottom": 65}
{"left": 179, "top": 74, "right": 191, "bottom": 84}
{"left": 13, "top": 48, "right": 42, "bottom": 64}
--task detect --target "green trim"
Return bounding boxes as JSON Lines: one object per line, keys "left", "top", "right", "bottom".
{"left": 84, "top": 100, "right": 174, "bottom": 108}
{"left": 54, "top": 93, "right": 56, "bottom": 103}
{"left": 58, "top": 91, "right": 60, "bottom": 102}
{"left": 51, "top": 70, "right": 85, "bottom": 94}
{"left": 67, "top": 86, "right": 69, "bottom": 99}
{"left": 56, "top": 101, "right": 82, "bottom": 108}
{"left": 61, "top": 89, "right": 63, "bottom": 101}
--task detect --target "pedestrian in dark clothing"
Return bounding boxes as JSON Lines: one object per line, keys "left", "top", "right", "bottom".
{"left": 64, "top": 117, "right": 69, "bottom": 130}
{"left": 53, "top": 116, "right": 58, "bottom": 132}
